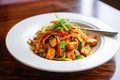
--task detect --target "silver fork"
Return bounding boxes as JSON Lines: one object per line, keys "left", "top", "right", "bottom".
{"left": 79, "top": 27, "right": 118, "bottom": 36}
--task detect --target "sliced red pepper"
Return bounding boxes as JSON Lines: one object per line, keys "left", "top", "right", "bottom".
{"left": 56, "top": 32, "right": 63, "bottom": 37}
{"left": 61, "top": 30, "right": 68, "bottom": 36}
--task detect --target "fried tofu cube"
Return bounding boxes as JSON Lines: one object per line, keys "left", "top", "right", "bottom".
{"left": 80, "top": 46, "right": 91, "bottom": 57}
{"left": 46, "top": 46, "right": 55, "bottom": 60}
{"left": 66, "top": 50, "right": 75, "bottom": 60}
{"left": 86, "top": 38, "right": 97, "bottom": 47}
{"left": 66, "top": 41, "right": 79, "bottom": 49}
{"left": 49, "top": 37, "right": 57, "bottom": 47}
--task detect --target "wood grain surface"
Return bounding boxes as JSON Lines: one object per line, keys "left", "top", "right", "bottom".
{"left": 0, "top": 0, "right": 116, "bottom": 80}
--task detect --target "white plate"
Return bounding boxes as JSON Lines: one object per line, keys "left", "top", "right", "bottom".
{"left": 6, "top": 12, "right": 120, "bottom": 72}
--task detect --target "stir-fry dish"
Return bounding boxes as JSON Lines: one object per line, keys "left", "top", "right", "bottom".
{"left": 27, "top": 15, "right": 97, "bottom": 61}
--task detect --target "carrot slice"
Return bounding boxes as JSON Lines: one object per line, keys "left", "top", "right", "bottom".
{"left": 60, "top": 33, "right": 78, "bottom": 40}
{"left": 42, "top": 33, "right": 53, "bottom": 53}
{"left": 33, "top": 38, "right": 42, "bottom": 54}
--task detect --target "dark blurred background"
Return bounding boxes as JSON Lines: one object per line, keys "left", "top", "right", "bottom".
{"left": 0, "top": 0, "right": 120, "bottom": 10}
{"left": 101, "top": 0, "right": 120, "bottom": 10}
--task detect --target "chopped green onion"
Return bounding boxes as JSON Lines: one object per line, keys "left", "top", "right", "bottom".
{"left": 76, "top": 55, "right": 85, "bottom": 60}
{"left": 77, "top": 37, "right": 83, "bottom": 44}
{"left": 77, "top": 37, "right": 83, "bottom": 50}
{"left": 55, "top": 14, "right": 68, "bottom": 31}
{"left": 59, "top": 41, "right": 65, "bottom": 49}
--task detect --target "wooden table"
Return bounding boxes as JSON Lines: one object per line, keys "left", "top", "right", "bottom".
{"left": 0, "top": 0, "right": 119, "bottom": 79}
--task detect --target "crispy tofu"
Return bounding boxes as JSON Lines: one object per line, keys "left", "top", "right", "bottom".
{"left": 86, "top": 38, "right": 97, "bottom": 47}
{"left": 66, "top": 41, "right": 79, "bottom": 49}
{"left": 66, "top": 50, "right": 75, "bottom": 60}
{"left": 45, "top": 46, "right": 55, "bottom": 60}
{"left": 49, "top": 37, "right": 57, "bottom": 47}
{"left": 80, "top": 46, "right": 91, "bottom": 57}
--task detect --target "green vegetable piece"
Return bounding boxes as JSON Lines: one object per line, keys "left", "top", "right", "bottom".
{"left": 52, "top": 21, "right": 61, "bottom": 30}
{"left": 38, "top": 51, "right": 45, "bottom": 57}
{"left": 55, "top": 14, "right": 68, "bottom": 31}
{"left": 78, "top": 45, "right": 82, "bottom": 51}
{"left": 77, "top": 37, "right": 83, "bottom": 50}
{"left": 59, "top": 41, "right": 65, "bottom": 49}
{"left": 77, "top": 37, "right": 83, "bottom": 44}
{"left": 76, "top": 55, "right": 85, "bottom": 60}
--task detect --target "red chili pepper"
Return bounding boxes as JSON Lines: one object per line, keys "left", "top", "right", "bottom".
{"left": 56, "top": 32, "right": 63, "bottom": 37}
{"left": 56, "top": 30, "right": 69, "bottom": 37}
{"left": 67, "top": 49, "right": 73, "bottom": 54}
{"left": 61, "top": 30, "right": 68, "bottom": 36}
